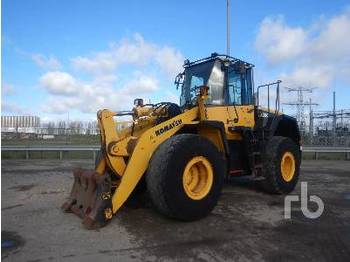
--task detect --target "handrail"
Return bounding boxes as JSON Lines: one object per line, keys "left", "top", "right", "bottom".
{"left": 256, "top": 80, "right": 281, "bottom": 114}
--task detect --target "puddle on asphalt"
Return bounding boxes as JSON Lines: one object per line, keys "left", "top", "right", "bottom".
{"left": 1, "top": 231, "right": 25, "bottom": 254}
{"left": 40, "top": 190, "right": 64, "bottom": 195}
{"left": 343, "top": 193, "right": 350, "bottom": 200}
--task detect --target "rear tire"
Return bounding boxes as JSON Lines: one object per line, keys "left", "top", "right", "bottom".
{"left": 146, "top": 134, "right": 225, "bottom": 221}
{"left": 260, "top": 136, "right": 300, "bottom": 194}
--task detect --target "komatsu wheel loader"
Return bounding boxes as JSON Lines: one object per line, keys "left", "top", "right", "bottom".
{"left": 62, "top": 53, "right": 301, "bottom": 229}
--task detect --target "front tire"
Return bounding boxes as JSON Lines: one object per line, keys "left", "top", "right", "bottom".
{"left": 260, "top": 136, "right": 301, "bottom": 194}
{"left": 146, "top": 134, "right": 225, "bottom": 221}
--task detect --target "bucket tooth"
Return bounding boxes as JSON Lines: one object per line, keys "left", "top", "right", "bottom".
{"left": 61, "top": 168, "right": 113, "bottom": 229}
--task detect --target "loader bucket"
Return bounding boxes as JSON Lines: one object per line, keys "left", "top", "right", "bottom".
{"left": 61, "top": 168, "right": 113, "bottom": 229}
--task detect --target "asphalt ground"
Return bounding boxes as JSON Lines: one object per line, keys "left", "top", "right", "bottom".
{"left": 1, "top": 159, "right": 350, "bottom": 262}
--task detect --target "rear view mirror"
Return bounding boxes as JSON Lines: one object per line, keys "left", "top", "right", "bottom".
{"left": 174, "top": 72, "right": 185, "bottom": 90}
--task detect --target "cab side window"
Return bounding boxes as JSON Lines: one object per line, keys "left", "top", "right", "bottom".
{"left": 228, "top": 71, "right": 242, "bottom": 105}
{"left": 227, "top": 67, "right": 253, "bottom": 105}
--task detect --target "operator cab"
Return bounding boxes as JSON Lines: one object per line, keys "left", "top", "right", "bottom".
{"left": 176, "top": 53, "right": 254, "bottom": 108}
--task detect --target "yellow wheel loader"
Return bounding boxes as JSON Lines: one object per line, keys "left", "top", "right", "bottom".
{"left": 62, "top": 53, "right": 301, "bottom": 229}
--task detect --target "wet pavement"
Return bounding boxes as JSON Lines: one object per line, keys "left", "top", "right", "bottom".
{"left": 1, "top": 159, "right": 350, "bottom": 262}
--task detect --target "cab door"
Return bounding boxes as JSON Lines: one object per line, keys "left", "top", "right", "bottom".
{"left": 205, "top": 65, "right": 255, "bottom": 138}
{"left": 226, "top": 66, "right": 255, "bottom": 130}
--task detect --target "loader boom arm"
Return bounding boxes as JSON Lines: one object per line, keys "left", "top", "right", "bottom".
{"left": 97, "top": 107, "right": 199, "bottom": 213}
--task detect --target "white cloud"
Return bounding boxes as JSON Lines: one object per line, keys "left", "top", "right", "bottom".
{"left": 255, "top": 9, "right": 350, "bottom": 89}
{"left": 71, "top": 33, "right": 184, "bottom": 77}
{"left": 121, "top": 73, "right": 158, "bottom": 95}
{"left": 1, "top": 100, "right": 25, "bottom": 114}
{"left": 40, "top": 71, "right": 79, "bottom": 96}
{"left": 15, "top": 48, "right": 62, "bottom": 70}
{"left": 280, "top": 66, "right": 334, "bottom": 89}
{"left": 40, "top": 71, "right": 159, "bottom": 114}
{"left": 72, "top": 54, "right": 117, "bottom": 75}
{"left": 42, "top": 97, "right": 81, "bottom": 114}
{"left": 38, "top": 34, "right": 182, "bottom": 115}
{"left": 255, "top": 16, "right": 306, "bottom": 65}
{"left": 155, "top": 46, "right": 184, "bottom": 76}
{"left": 31, "top": 54, "right": 61, "bottom": 70}
{"left": 310, "top": 12, "right": 350, "bottom": 63}
{"left": 2, "top": 82, "right": 15, "bottom": 96}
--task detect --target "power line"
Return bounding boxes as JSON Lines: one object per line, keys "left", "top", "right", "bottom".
{"left": 283, "top": 87, "right": 318, "bottom": 134}
{"left": 310, "top": 91, "right": 350, "bottom": 145}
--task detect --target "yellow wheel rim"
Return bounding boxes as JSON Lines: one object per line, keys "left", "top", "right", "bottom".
{"left": 281, "top": 152, "right": 296, "bottom": 182}
{"left": 182, "top": 156, "right": 213, "bottom": 200}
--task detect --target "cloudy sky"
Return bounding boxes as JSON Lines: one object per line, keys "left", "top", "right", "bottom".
{"left": 2, "top": 0, "right": 350, "bottom": 121}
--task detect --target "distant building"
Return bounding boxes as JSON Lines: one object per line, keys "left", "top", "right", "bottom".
{"left": 1, "top": 115, "right": 40, "bottom": 133}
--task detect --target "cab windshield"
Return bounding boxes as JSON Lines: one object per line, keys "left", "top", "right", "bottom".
{"left": 180, "top": 60, "right": 224, "bottom": 107}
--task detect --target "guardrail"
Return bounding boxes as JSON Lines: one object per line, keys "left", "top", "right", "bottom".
{"left": 1, "top": 145, "right": 350, "bottom": 160}
{"left": 302, "top": 146, "right": 350, "bottom": 160}
{"left": 1, "top": 145, "right": 100, "bottom": 160}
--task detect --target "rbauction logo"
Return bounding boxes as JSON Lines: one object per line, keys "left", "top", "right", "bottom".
{"left": 285, "top": 182, "right": 324, "bottom": 219}
{"left": 155, "top": 119, "right": 183, "bottom": 136}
